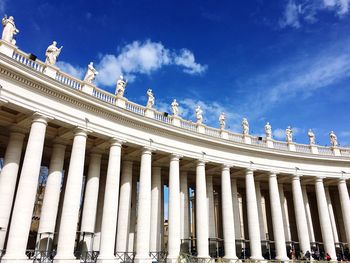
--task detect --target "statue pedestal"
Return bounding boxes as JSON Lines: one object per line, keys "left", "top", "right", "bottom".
{"left": 172, "top": 116, "right": 181, "bottom": 127}
{"left": 0, "top": 40, "right": 16, "bottom": 57}
{"left": 288, "top": 142, "right": 296, "bottom": 151}
{"left": 196, "top": 123, "right": 205, "bottom": 134}
{"left": 220, "top": 130, "right": 228, "bottom": 139}
{"left": 115, "top": 96, "right": 127, "bottom": 109}
{"left": 266, "top": 138, "right": 274, "bottom": 148}
{"left": 82, "top": 83, "right": 94, "bottom": 95}
{"left": 310, "top": 145, "right": 319, "bottom": 154}
{"left": 43, "top": 64, "right": 59, "bottom": 79}
{"left": 145, "top": 108, "right": 155, "bottom": 118}
{"left": 243, "top": 135, "right": 251, "bottom": 144}
{"left": 332, "top": 147, "right": 341, "bottom": 156}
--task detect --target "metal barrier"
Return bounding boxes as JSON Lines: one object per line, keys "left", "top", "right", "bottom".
{"left": 115, "top": 252, "right": 136, "bottom": 263}
{"left": 79, "top": 251, "right": 99, "bottom": 263}
{"left": 25, "top": 250, "right": 56, "bottom": 263}
{"left": 149, "top": 251, "right": 167, "bottom": 262}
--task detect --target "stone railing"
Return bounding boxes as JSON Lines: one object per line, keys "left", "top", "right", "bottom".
{"left": 5, "top": 44, "right": 350, "bottom": 158}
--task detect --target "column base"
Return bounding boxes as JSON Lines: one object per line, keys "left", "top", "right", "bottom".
{"left": 166, "top": 257, "right": 178, "bottom": 263}
{"left": 134, "top": 256, "right": 152, "bottom": 263}
{"left": 249, "top": 256, "right": 265, "bottom": 261}
{"left": 54, "top": 259, "right": 80, "bottom": 263}
{"left": 96, "top": 259, "right": 119, "bottom": 263}
{"left": 275, "top": 256, "right": 290, "bottom": 261}
{"left": 222, "top": 256, "right": 239, "bottom": 263}
{"left": 1, "top": 259, "right": 30, "bottom": 263}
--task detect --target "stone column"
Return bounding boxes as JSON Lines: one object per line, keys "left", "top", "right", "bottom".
{"left": 2, "top": 114, "right": 49, "bottom": 261}
{"left": 150, "top": 166, "right": 162, "bottom": 252}
{"left": 291, "top": 174, "right": 311, "bottom": 254}
{"left": 80, "top": 153, "right": 102, "bottom": 251}
{"left": 167, "top": 154, "right": 181, "bottom": 263}
{"left": 245, "top": 169, "right": 263, "bottom": 260}
{"left": 116, "top": 160, "right": 134, "bottom": 252}
{"left": 0, "top": 131, "right": 25, "bottom": 249}
{"left": 231, "top": 178, "right": 242, "bottom": 240}
{"left": 196, "top": 160, "right": 210, "bottom": 258}
{"left": 128, "top": 177, "right": 138, "bottom": 252}
{"left": 268, "top": 172, "right": 288, "bottom": 260}
{"left": 37, "top": 143, "right": 66, "bottom": 250}
{"left": 279, "top": 183, "right": 291, "bottom": 242}
{"left": 338, "top": 178, "right": 350, "bottom": 248}
{"left": 255, "top": 181, "right": 266, "bottom": 241}
{"left": 315, "top": 177, "right": 336, "bottom": 259}
{"left": 221, "top": 165, "right": 237, "bottom": 260}
{"left": 54, "top": 128, "right": 88, "bottom": 262}
{"left": 325, "top": 186, "right": 339, "bottom": 243}
{"left": 206, "top": 175, "right": 216, "bottom": 238}
{"left": 134, "top": 147, "right": 153, "bottom": 263}
{"left": 180, "top": 171, "right": 190, "bottom": 247}
{"left": 98, "top": 139, "right": 123, "bottom": 262}
{"left": 302, "top": 186, "right": 315, "bottom": 242}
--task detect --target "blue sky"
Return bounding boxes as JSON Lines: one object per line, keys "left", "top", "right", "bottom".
{"left": 3, "top": 0, "right": 350, "bottom": 146}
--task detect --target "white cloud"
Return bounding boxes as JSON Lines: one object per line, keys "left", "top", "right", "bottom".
{"left": 273, "top": 127, "right": 300, "bottom": 140}
{"left": 279, "top": 0, "right": 350, "bottom": 28}
{"left": 174, "top": 49, "right": 207, "bottom": 75}
{"left": 56, "top": 61, "right": 85, "bottom": 79}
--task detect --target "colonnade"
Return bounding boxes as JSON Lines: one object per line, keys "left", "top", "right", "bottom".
{"left": 0, "top": 113, "right": 349, "bottom": 263}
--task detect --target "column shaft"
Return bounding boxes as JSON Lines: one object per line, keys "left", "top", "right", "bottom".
{"left": 231, "top": 178, "right": 242, "bottom": 240}
{"left": 98, "top": 140, "right": 123, "bottom": 260}
{"left": 37, "top": 143, "right": 66, "bottom": 250}
{"left": 0, "top": 131, "right": 25, "bottom": 249}
{"left": 268, "top": 173, "right": 288, "bottom": 260}
{"left": 315, "top": 178, "right": 336, "bottom": 259}
{"left": 149, "top": 166, "right": 162, "bottom": 252}
{"left": 245, "top": 169, "right": 263, "bottom": 260}
{"left": 196, "top": 161, "right": 209, "bottom": 258}
{"left": 128, "top": 178, "right": 137, "bottom": 252}
{"left": 338, "top": 179, "right": 350, "bottom": 248}
{"left": 180, "top": 172, "right": 190, "bottom": 241}
{"left": 302, "top": 186, "right": 315, "bottom": 243}
{"left": 279, "top": 183, "right": 291, "bottom": 242}
{"left": 116, "top": 161, "right": 133, "bottom": 252}
{"left": 255, "top": 182, "right": 266, "bottom": 241}
{"left": 167, "top": 155, "right": 181, "bottom": 262}
{"left": 55, "top": 128, "right": 88, "bottom": 261}
{"left": 221, "top": 166, "right": 237, "bottom": 259}
{"left": 325, "top": 187, "right": 339, "bottom": 243}
{"left": 3, "top": 115, "right": 48, "bottom": 260}
{"left": 206, "top": 176, "right": 216, "bottom": 238}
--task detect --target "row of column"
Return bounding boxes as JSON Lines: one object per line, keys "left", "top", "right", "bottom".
{"left": 0, "top": 113, "right": 350, "bottom": 263}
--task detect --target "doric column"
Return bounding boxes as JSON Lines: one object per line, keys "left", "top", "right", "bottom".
{"left": 291, "top": 174, "right": 311, "bottom": 254}
{"left": 279, "top": 183, "right": 291, "bottom": 242}
{"left": 180, "top": 171, "right": 190, "bottom": 242}
{"left": 134, "top": 147, "right": 153, "bottom": 263}
{"left": 325, "top": 186, "right": 339, "bottom": 243}
{"left": 128, "top": 178, "right": 137, "bottom": 252}
{"left": 206, "top": 175, "right": 216, "bottom": 238}
{"left": 302, "top": 185, "right": 315, "bottom": 242}
{"left": 150, "top": 166, "right": 162, "bottom": 252}
{"left": 231, "top": 178, "right": 242, "bottom": 240}
{"left": 255, "top": 181, "right": 266, "bottom": 241}
{"left": 80, "top": 152, "right": 102, "bottom": 251}
{"left": 0, "top": 131, "right": 25, "bottom": 249}
{"left": 196, "top": 160, "right": 210, "bottom": 258}
{"left": 338, "top": 178, "right": 350, "bottom": 248}
{"left": 116, "top": 160, "right": 134, "bottom": 252}
{"left": 2, "top": 114, "right": 49, "bottom": 260}
{"left": 221, "top": 165, "right": 237, "bottom": 260}
{"left": 54, "top": 128, "right": 88, "bottom": 262}
{"left": 315, "top": 177, "right": 336, "bottom": 259}
{"left": 268, "top": 172, "right": 288, "bottom": 260}
{"left": 167, "top": 154, "right": 181, "bottom": 262}
{"left": 37, "top": 143, "right": 66, "bottom": 250}
{"left": 245, "top": 169, "right": 263, "bottom": 260}
{"left": 98, "top": 139, "right": 123, "bottom": 261}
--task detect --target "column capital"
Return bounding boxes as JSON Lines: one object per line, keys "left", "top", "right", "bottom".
{"left": 268, "top": 171, "right": 278, "bottom": 178}
{"left": 32, "top": 112, "right": 54, "bottom": 125}
{"left": 245, "top": 167, "right": 255, "bottom": 173}
{"left": 9, "top": 126, "right": 27, "bottom": 134}
{"left": 221, "top": 164, "right": 232, "bottom": 171}
{"left": 196, "top": 159, "right": 206, "bottom": 166}
{"left": 315, "top": 176, "right": 325, "bottom": 183}
{"left": 170, "top": 153, "right": 182, "bottom": 160}
{"left": 52, "top": 143, "right": 67, "bottom": 151}
{"left": 338, "top": 177, "right": 347, "bottom": 184}
{"left": 73, "top": 127, "right": 90, "bottom": 137}
{"left": 89, "top": 152, "right": 102, "bottom": 159}
{"left": 109, "top": 137, "right": 125, "bottom": 146}
{"left": 141, "top": 146, "right": 155, "bottom": 155}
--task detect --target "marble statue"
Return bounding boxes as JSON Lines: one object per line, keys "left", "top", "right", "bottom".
{"left": 45, "top": 41, "right": 63, "bottom": 66}
{"left": 219, "top": 112, "right": 225, "bottom": 130}
{"left": 116, "top": 76, "right": 127, "bottom": 97}
{"left": 308, "top": 129, "right": 315, "bottom": 145}
{"left": 2, "top": 15, "right": 19, "bottom": 44}
{"left": 83, "top": 62, "right": 98, "bottom": 84}
{"left": 171, "top": 99, "right": 179, "bottom": 116}
{"left": 195, "top": 105, "right": 203, "bottom": 124}
{"left": 265, "top": 122, "right": 272, "bottom": 139}
{"left": 242, "top": 118, "right": 249, "bottom": 135}
{"left": 146, "top": 89, "right": 154, "bottom": 108}
{"left": 329, "top": 131, "right": 338, "bottom": 147}
{"left": 286, "top": 126, "right": 293, "bottom": 143}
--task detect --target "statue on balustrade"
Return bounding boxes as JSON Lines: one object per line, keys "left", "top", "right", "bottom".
{"left": 195, "top": 105, "right": 203, "bottom": 124}
{"left": 146, "top": 89, "right": 155, "bottom": 108}
{"left": 116, "top": 75, "right": 127, "bottom": 97}
{"left": 83, "top": 62, "right": 98, "bottom": 84}
{"left": 329, "top": 131, "right": 338, "bottom": 147}
{"left": 265, "top": 122, "right": 272, "bottom": 139}
{"left": 45, "top": 41, "right": 63, "bottom": 66}
{"left": 171, "top": 99, "right": 179, "bottom": 116}
{"left": 242, "top": 118, "right": 249, "bottom": 135}
{"left": 286, "top": 126, "right": 293, "bottom": 143}
{"left": 2, "top": 15, "right": 19, "bottom": 44}
{"left": 219, "top": 112, "right": 225, "bottom": 129}
{"left": 308, "top": 129, "right": 316, "bottom": 145}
